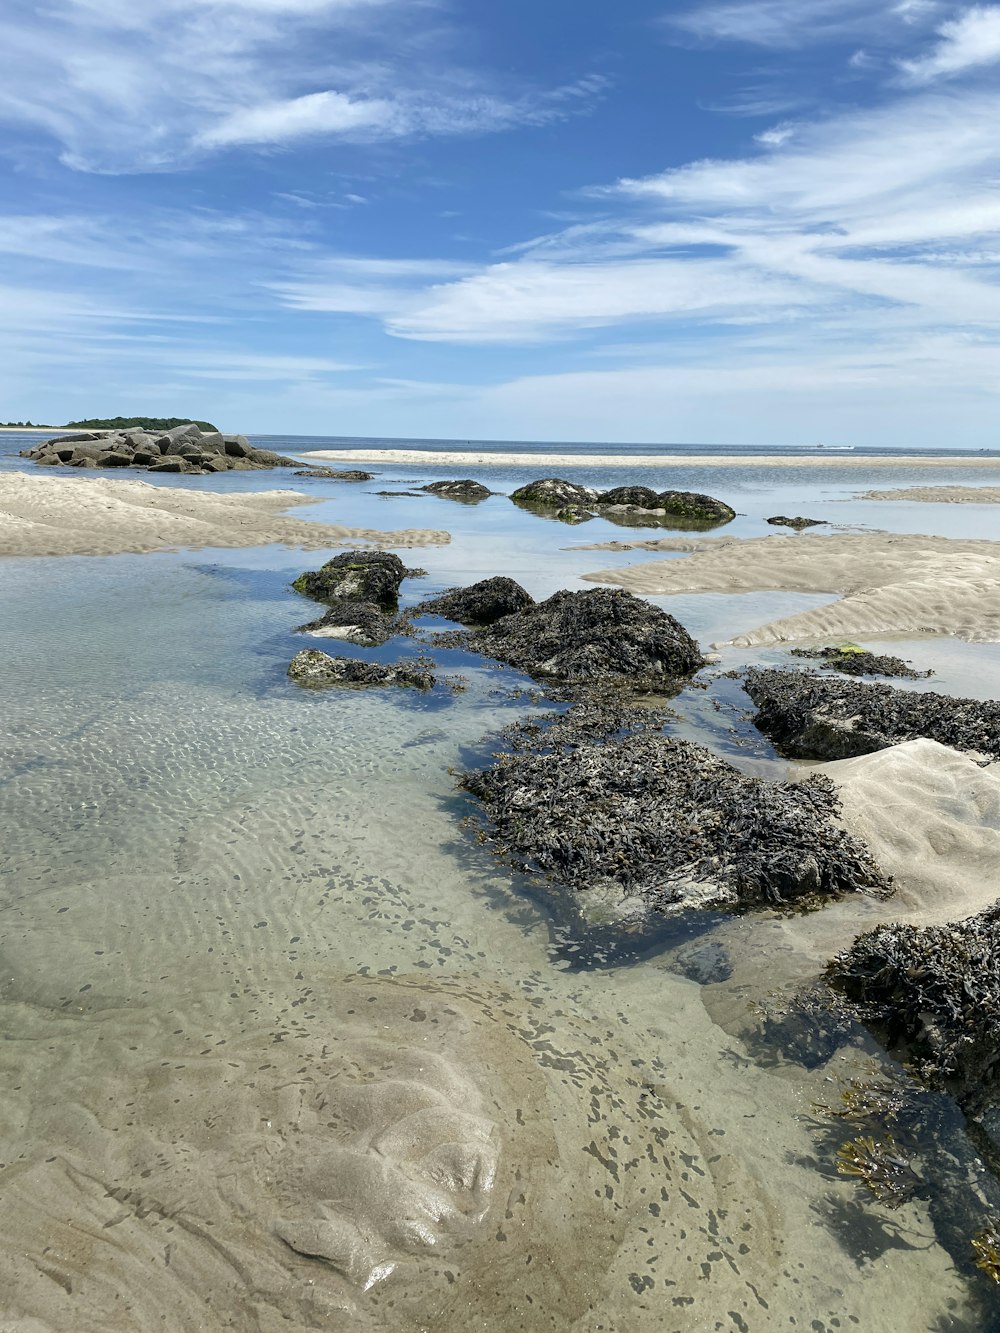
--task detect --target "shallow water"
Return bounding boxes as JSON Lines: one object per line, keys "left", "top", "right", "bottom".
{"left": 2, "top": 434, "right": 1000, "bottom": 1330}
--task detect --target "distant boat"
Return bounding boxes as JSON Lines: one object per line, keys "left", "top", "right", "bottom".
{"left": 813, "top": 443, "right": 855, "bottom": 451}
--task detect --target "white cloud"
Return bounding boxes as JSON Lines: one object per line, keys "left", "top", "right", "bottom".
{"left": 198, "top": 91, "right": 397, "bottom": 148}
{"left": 668, "top": 0, "right": 928, "bottom": 48}
{"left": 899, "top": 4, "right": 1000, "bottom": 80}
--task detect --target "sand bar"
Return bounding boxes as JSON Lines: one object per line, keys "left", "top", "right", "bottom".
{"left": 305, "top": 447, "right": 1000, "bottom": 469}
{"left": 582, "top": 531, "right": 1000, "bottom": 644}
{"left": 0, "top": 470, "right": 449, "bottom": 557}
{"left": 858, "top": 485, "right": 1000, "bottom": 503}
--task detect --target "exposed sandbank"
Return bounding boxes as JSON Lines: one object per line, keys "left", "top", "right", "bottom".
{"left": 0, "top": 470, "right": 449, "bottom": 557}
{"left": 859, "top": 485, "right": 1000, "bottom": 503}
{"left": 305, "top": 447, "right": 1000, "bottom": 469}
{"left": 582, "top": 531, "right": 1000, "bottom": 644}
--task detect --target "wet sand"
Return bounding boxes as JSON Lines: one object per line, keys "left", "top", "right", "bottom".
{"left": 305, "top": 447, "right": 1000, "bottom": 469}
{"left": 0, "top": 471, "right": 449, "bottom": 556}
{"left": 582, "top": 531, "right": 1000, "bottom": 644}
{"left": 859, "top": 485, "right": 1000, "bottom": 503}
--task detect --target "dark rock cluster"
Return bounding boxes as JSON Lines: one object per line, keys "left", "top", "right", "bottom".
{"left": 745, "top": 668, "right": 1000, "bottom": 761}
{"left": 827, "top": 905, "right": 1000, "bottom": 1114}
{"left": 789, "top": 646, "right": 933, "bottom": 680}
{"left": 293, "top": 467, "right": 374, "bottom": 481}
{"left": 288, "top": 649, "right": 434, "bottom": 691}
{"left": 421, "top": 479, "right": 493, "bottom": 503}
{"left": 767, "top": 515, "right": 826, "bottom": 529}
{"left": 509, "top": 476, "right": 735, "bottom": 527}
{"left": 416, "top": 576, "right": 534, "bottom": 626}
{"left": 295, "top": 598, "right": 396, "bottom": 646}
{"left": 21, "top": 423, "right": 295, "bottom": 473}
{"left": 456, "top": 587, "right": 706, "bottom": 689}
{"left": 461, "top": 701, "right": 890, "bottom": 914}
{"left": 291, "top": 551, "right": 417, "bottom": 610}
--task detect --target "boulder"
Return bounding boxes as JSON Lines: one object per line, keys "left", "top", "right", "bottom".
{"left": 288, "top": 649, "right": 434, "bottom": 691}
{"left": 767, "top": 515, "right": 825, "bottom": 530}
{"left": 461, "top": 701, "right": 889, "bottom": 916}
{"left": 249, "top": 447, "right": 297, "bottom": 467}
{"left": 655, "top": 491, "right": 736, "bottom": 524}
{"left": 291, "top": 551, "right": 412, "bottom": 609}
{"left": 416, "top": 577, "right": 534, "bottom": 626}
{"left": 510, "top": 478, "right": 599, "bottom": 509}
{"left": 149, "top": 459, "right": 184, "bottom": 473}
{"left": 745, "top": 668, "right": 1000, "bottom": 761}
{"left": 596, "top": 485, "right": 660, "bottom": 508}
{"left": 96, "top": 451, "right": 133, "bottom": 468}
{"left": 293, "top": 467, "right": 374, "bottom": 481}
{"left": 296, "top": 598, "right": 396, "bottom": 647}
{"left": 422, "top": 479, "right": 493, "bottom": 503}
{"left": 462, "top": 587, "right": 705, "bottom": 688}
{"left": 223, "top": 435, "right": 251, "bottom": 458}
{"left": 554, "top": 506, "right": 594, "bottom": 525}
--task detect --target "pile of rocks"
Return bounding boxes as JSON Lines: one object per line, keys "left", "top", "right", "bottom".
{"left": 745, "top": 668, "right": 1000, "bottom": 761}
{"left": 21, "top": 423, "right": 295, "bottom": 474}
{"left": 288, "top": 650, "right": 434, "bottom": 691}
{"left": 789, "top": 646, "right": 932, "bottom": 680}
{"left": 509, "top": 477, "right": 735, "bottom": 527}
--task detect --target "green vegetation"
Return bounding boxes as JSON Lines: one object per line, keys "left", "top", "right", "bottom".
{"left": 64, "top": 416, "right": 218, "bottom": 432}
{"left": 0, "top": 420, "right": 56, "bottom": 428}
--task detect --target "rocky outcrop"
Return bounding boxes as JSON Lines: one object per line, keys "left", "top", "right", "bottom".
{"left": 296, "top": 598, "right": 396, "bottom": 646}
{"left": 288, "top": 649, "right": 434, "bottom": 690}
{"left": 416, "top": 577, "right": 534, "bottom": 626}
{"left": 767, "top": 515, "right": 826, "bottom": 529}
{"left": 745, "top": 668, "right": 1000, "bottom": 761}
{"left": 827, "top": 905, "right": 1000, "bottom": 1114}
{"left": 291, "top": 551, "right": 416, "bottom": 610}
{"left": 455, "top": 587, "right": 704, "bottom": 689}
{"left": 789, "top": 646, "right": 932, "bottom": 679}
{"left": 421, "top": 480, "right": 493, "bottom": 503}
{"left": 21, "top": 423, "right": 295, "bottom": 474}
{"left": 462, "top": 701, "right": 890, "bottom": 916}
{"left": 510, "top": 478, "right": 735, "bottom": 527}
{"left": 293, "top": 467, "right": 374, "bottom": 481}
{"left": 510, "top": 478, "right": 599, "bottom": 509}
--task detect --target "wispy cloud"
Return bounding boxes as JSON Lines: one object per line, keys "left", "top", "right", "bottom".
{"left": 668, "top": 0, "right": 924, "bottom": 48}
{"left": 898, "top": 4, "right": 1000, "bottom": 80}
{"left": 0, "top": 0, "right": 604, "bottom": 171}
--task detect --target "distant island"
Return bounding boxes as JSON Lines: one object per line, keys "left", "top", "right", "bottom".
{"left": 64, "top": 416, "right": 219, "bottom": 432}
{"left": 0, "top": 420, "right": 56, "bottom": 428}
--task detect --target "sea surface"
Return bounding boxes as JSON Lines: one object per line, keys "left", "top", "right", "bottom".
{"left": 2, "top": 430, "right": 1000, "bottom": 1330}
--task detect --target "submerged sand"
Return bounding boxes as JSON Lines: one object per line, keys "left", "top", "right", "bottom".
{"left": 582, "top": 531, "right": 1000, "bottom": 644}
{"left": 0, "top": 471, "right": 449, "bottom": 556}
{"left": 306, "top": 447, "right": 1000, "bottom": 469}
{"left": 859, "top": 485, "right": 1000, "bottom": 503}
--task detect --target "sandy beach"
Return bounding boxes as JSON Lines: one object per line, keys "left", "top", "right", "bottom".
{"left": 0, "top": 471, "right": 449, "bottom": 556}
{"left": 582, "top": 530, "right": 1000, "bottom": 643}
{"left": 306, "top": 446, "right": 1000, "bottom": 469}
{"left": 859, "top": 485, "right": 1000, "bottom": 502}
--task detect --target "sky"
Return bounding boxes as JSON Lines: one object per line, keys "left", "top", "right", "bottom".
{"left": 2, "top": 0, "right": 1000, "bottom": 445}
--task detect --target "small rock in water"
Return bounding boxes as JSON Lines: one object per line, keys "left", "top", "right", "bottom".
{"left": 288, "top": 649, "right": 434, "bottom": 690}
{"left": 767, "top": 515, "right": 826, "bottom": 529}
{"left": 421, "top": 479, "right": 493, "bottom": 503}
{"left": 296, "top": 598, "right": 397, "bottom": 646}
{"left": 745, "top": 668, "right": 1000, "bottom": 761}
{"left": 790, "top": 645, "right": 932, "bottom": 679}
{"left": 291, "top": 551, "right": 414, "bottom": 609}
{"left": 510, "top": 477, "right": 599, "bottom": 509}
{"left": 293, "top": 467, "right": 374, "bottom": 481}
{"left": 415, "top": 577, "right": 534, "bottom": 626}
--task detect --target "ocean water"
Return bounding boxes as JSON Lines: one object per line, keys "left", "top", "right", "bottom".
{"left": 2, "top": 431, "right": 1000, "bottom": 1330}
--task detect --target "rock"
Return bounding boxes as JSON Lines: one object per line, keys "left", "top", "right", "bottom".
{"left": 510, "top": 478, "right": 599, "bottom": 509}
{"left": 96, "top": 452, "right": 133, "bottom": 468}
{"left": 249, "top": 447, "right": 297, "bottom": 467}
{"left": 292, "top": 467, "right": 374, "bottom": 481}
{"left": 148, "top": 459, "right": 184, "bottom": 473}
{"left": 596, "top": 485, "right": 660, "bottom": 508}
{"left": 416, "top": 577, "right": 534, "bottom": 626}
{"left": 461, "top": 700, "right": 890, "bottom": 917}
{"left": 827, "top": 903, "right": 1000, "bottom": 1114}
{"left": 20, "top": 423, "right": 298, "bottom": 475}
{"left": 457, "top": 587, "right": 705, "bottom": 688}
{"left": 554, "top": 506, "right": 594, "bottom": 525}
{"left": 288, "top": 649, "right": 434, "bottom": 690}
{"left": 767, "top": 515, "right": 825, "bottom": 529}
{"left": 155, "top": 423, "right": 203, "bottom": 447}
{"left": 655, "top": 491, "right": 736, "bottom": 524}
{"left": 671, "top": 939, "right": 733, "bottom": 985}
{"left": 223, "top": 435, "right": 251, "bottom": 458}
{"left": 291, "top": 551, "right": 412, "bottom": 609}
{"left": 422, "top": 479, "right": 493, "bottom": 503}
{"left": 296, "top": 598, "right": 396, "bottom": 647}
{"left": 745, "top": 668, "right": 1000, "bottom": 761}
{"left": 789, "top": 645, "right": 932, "bottom": 679}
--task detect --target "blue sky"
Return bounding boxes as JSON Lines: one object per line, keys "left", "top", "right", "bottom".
{"left": 2, "top": 0, "right": 1000, "bottom": 445}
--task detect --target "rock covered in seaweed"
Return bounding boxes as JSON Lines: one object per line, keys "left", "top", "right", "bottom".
{"left": 767, "top": 515, "right": 826, "bottom": 530}
{"left": 510, "top": 478, "right": 599, "bottom": 509}
{"left": 20, "top": 423, "right": 296, "bottom": 474}
{"left": 421, "top": 479, "right": 493, "bottom": 503}
{"left": 296, "top": 598, "right": 396, "bottom": 646}
{"left": 745, "top": 668, "right": 1000, "bottom": 761}
{"left": 596, "top": 485, "right": 660, "bottom": 508}
{"left": 827, "top": 904, "right": 1000, "bottom": 1114}
{"left": 416, "top": 577, "right": 534, "bottom": 626}
{"left": 288, "top": 649, "right": 434, "bottom": 690}
{"left": 467, "top": 587, "right": 705, "bottom": 688}
{"left": 291, "top": 551, "right": 414, "bottom": 610}
{"left": 790, "top": 645, "right": 932, "bottom": 680}
{"left": 654, "top": 490, "right": 735, "bottom": 524}
{"left": 293, "top": 467, "right": 374, "bottom": 481}
{"left": 461, "top": 701, "right": 890, "bottom": 917}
